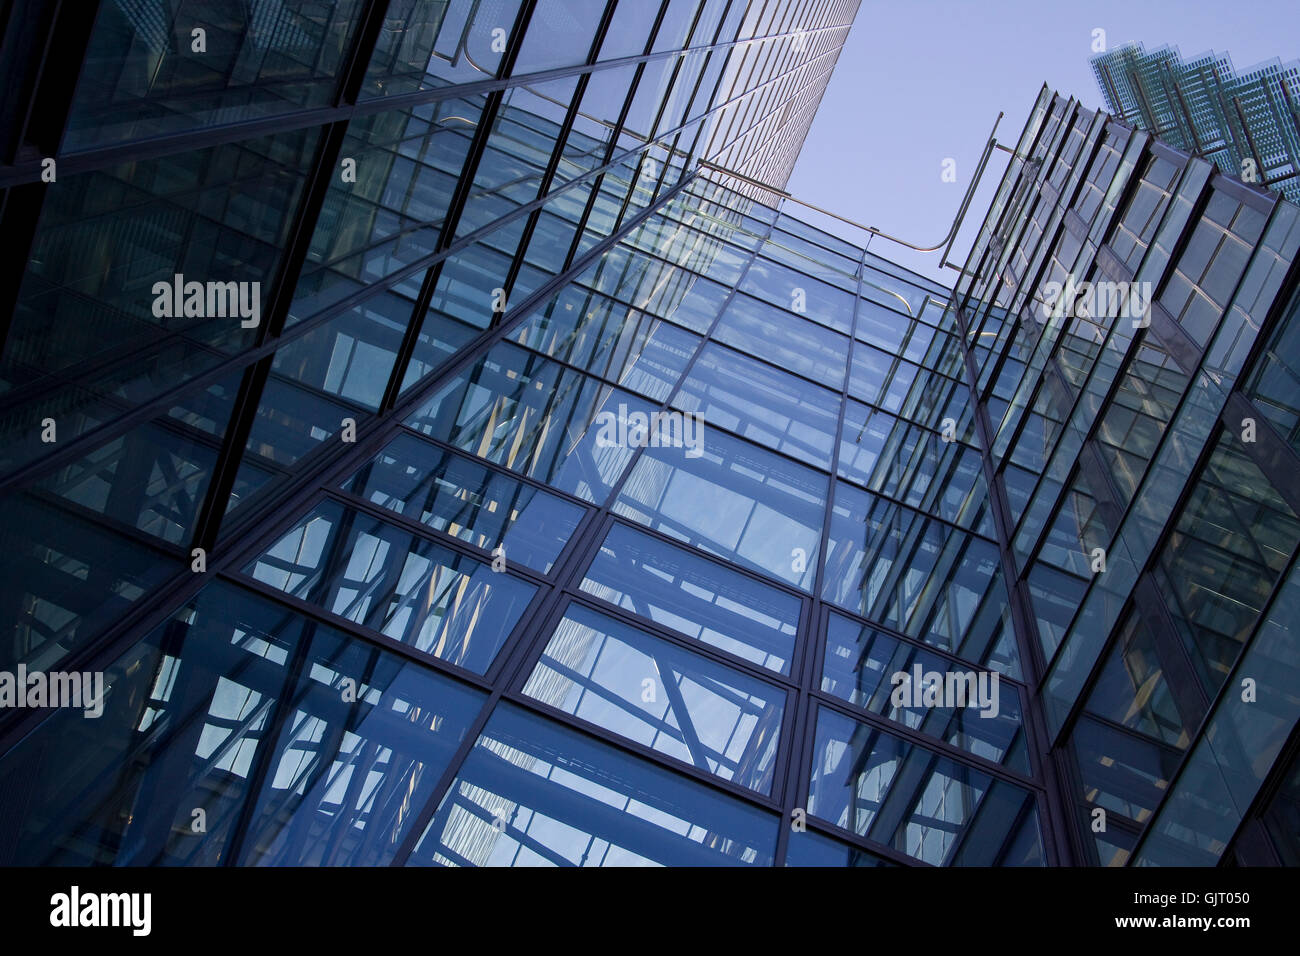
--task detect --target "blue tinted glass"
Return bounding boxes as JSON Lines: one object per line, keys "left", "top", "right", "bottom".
{"left": 405, "top": 342, "right": 655, "bottom": 502}
{"left": 522, "top": 602, "right": 786, "bottom": 793}
{"left": 409, "top": 703, "right": 778, "bottom": 866}
{"left": 808, "top": 706, "right": 1031, "bottom": 865}
{"left": 246, "top": 499, "right": 537, "bottom": 673}
{"left": 0, "top": 580, "right": 484, "bottom": 865}
{"left": 822, "top": 612, "right": 1026, "bottom": 770}
{"left": 760, "top": 235, "right": 860, "bottom": 289}
{"left": 855, "top": 299, "right": 911, "bottom": 353}
{"left": 785, "top": 829, "right": 896, "bottom": 867}
{"left": 838, "top": 400, "right": 993, "bottom": 535}
{"left": 613, "top": 429, "right": 828, "bottom": 591}
{"left": 509, "top": 284, "right": 701, "bottom": 400}
{"left": 513, "top": 0, "right": 607, "bottom": 73}
{"left": 849, "top": 341, "right": 919, "bottom": 413}
{"left": 860, "top": 265, "right": 932, "bottom": 316}
{"left": 740, "top": 257, "right": 855, "bottom": 333}
{"left": 342, "top": 432, "right": 584, "bottom": 573}
{"left": 579, "top": 521, "right": 800, "bottom": 673}
{"left": 0, "top": 494, "right": 177, "bottom": 674}
{"left": 575, "top": 245, "right": 733, "bottom": 334}
{"left": 622, "top": 220, "right": 751, "bottom": 284}
{"left": 823, "top": 482, "right": 1012, "bottom": 666}
{"left": 65, "top": 2, "right": 364, "bottom": 148}
{"left": 673, "top": 342, "right": 841, "bottom": 469}
{"left": 714, "top": 293, "right": 849, "bottom": 387}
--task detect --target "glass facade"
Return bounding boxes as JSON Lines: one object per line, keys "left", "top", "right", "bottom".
{"left": 0, "top": 3, "right": 1297, "bottom": 870}
{"left": 1092, "top": 42, "right": 1300, "bottom": 205}
{"left": 955, "top": 87, "right": 1300, "bottom": 867}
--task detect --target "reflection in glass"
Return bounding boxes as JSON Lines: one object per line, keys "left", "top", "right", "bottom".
{"left": 673, "top": 342, "right": 840, "bottom": 469}
{"left": 613, "top": 428, "right": 827, "bottom": 591}
{"left": 342, "top": 432, "right": 585, "bottom": 573}
{"left": 247, "top": 499, "right": 537, "bottom": 673}
{"left": 409, "top": 702, "right": 778, "bottom": 866}
{"left": 523, "top": 603, "right": 785, "bottom": 794}
{"left": 0, "top": 580, "right": 485, "bottom": 865}
{"left": 406, "top": 341, "right": 654, "bottom": 502}
{"left": 580, "top": 521, "right": 800, "bottom": 673}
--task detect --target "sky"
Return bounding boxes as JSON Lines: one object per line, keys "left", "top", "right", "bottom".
{"left": 786, "top": 0, "right": 1300, "bottom": 285}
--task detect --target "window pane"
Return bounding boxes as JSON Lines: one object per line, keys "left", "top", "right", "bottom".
{"left": 409, "top": 703, "right": 778, "bottom": 866}
{"left": 672, "top": 342, "right": 840, "bottom": 469}
{"left": 342, "top": 432, "right": 584, "bottom": 573}
{"left": 579, "top": 521, "right": 799, "bottom": 673}
{"left": 821, "top": 613, "right": 1026, "bottom": 770}
{"left": 740, "top": 257, "right": 854, "bottom": 333}
{"left": 522, "top": 602, "right": 786, "bottom": 794}
{"left": 513, "top": 0, "right": 607, "bottom": 73}
{"left": 807, "top": 706, "right": 1033, "bottom": 865}
{"left": 509, "top": 284, "right": 701, "bottom": 401}
{"left": 823, "top": 482, "right": 1013, "bottom": 667}
{"left": 246, "top": 500, "right": 537, "bottom": 673}
{"left": 785, "top": 829, "right": 896, "bottom": 867}
{"left": 64, "top": 1, "right": 364, "bottom": 149}
{"left": 613, "top": 429, "right": 827, "bottom": 591}
{"left": 406, "top": 342, "right": 655, "bottom": 502}
{"left": 0, "top": 580, "right": 485, "bottom": 865}
{"left": 713, "top": 293, "right": 848, "bottom": 387}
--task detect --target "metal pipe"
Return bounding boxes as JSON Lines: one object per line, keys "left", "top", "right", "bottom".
{"left": 700, "top": 109, "right": 1005, "bottom": 257}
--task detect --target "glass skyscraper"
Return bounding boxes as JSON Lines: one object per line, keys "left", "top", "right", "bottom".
{"left": 0, "top": 3, "right": 1297, "bottom": 869}
{"left": 1092, "top": 41, "right": 1300, "bottom": 204}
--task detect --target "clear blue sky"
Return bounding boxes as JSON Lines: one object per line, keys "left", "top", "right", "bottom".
{"left": 787, "top": 0, "right": 1300, "bottom": 284}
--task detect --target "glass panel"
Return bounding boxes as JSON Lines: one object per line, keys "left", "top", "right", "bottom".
{"left": 672, "top": 342, "right": 840, "bottom": 469}
{"left": 807, "top": 706, "right": 1034, "bottom": 865}
{"left": 408, "top": 702, "right": 778, "bottom": 866}
{"left": 785, "top": 829, "right": 896, "bottom": 867}
{"left": 292, "top": 102, "right": 484, "bottom": 320}
{"left": 821, "top": 613, "right": 1026, "bottom": 769}
{"left": 64, "top": 1, "right": 364, "bottom": 149}
{"left": 1152, "top": 429, "right": 1299, "bottom": 696}
{"left": 622, "top": 220, "right": 751, "bottom": 285}
{"left": 579, "top": 521, "right": 799, "bottom": 673}
{"left": 406, "top": 341, "right": 655, "bottom": 502}
{"left": 739, "top": 257, "right": 854, "bottom": 333}
{"left": 838, "top": 400, "right": 992, "bottom": 535}
{"left": 713, "top": 293, "right": 848, "bottom": 388}
{"left": 575, "top": 245, "right": 732, "bottom": 333}
{"left": 0, "top": 580, "right": 485, "bottom": 866}
{"left": 513, "top": 0, "right": 607, "bottom": 73}
{"left": 522, "top": 602, "right": 785, "bottom": 794}
{"left": 613, "top": 428, "right": 828, "bottom": 591}
{"left": 341, "top": 432, "right": 584, "bottom": 573}
{"left": 508, "top": 284, "right": 700, "bottom": 400}
{"left": 1246, "top": 289, "right": 1300, "bottom": 456}
{"left": 5, "top": 127, "right": 320, "bottom": 467}
{"left": 0, "top": 494, "right": 177, "bottom": 673}
{"left": 361, "top": 0, "right": 524, "bottom": 94}
{"left": 848, "top": 342, "right": 920, "bottom": 414}
{"left": 822, "top": 482, "right": 1012, "bottom": 667}
{"left": 760, "top": 235, "right": 860, "bottom": 289}
{"left": 456, "top": 77, "right": 577, "bottom": 236}
{"left": 1073, "top": 716, "right": 1182, "bottom": 829}
{"left": 246, "top": 499, "right": 537, "bottom": 674}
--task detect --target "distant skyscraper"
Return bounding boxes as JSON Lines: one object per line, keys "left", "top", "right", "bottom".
{"left": 1092, "top": 41, "right": 1300, "bottom": 203}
